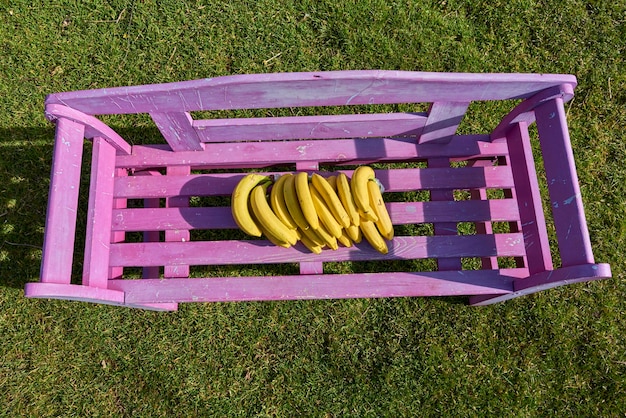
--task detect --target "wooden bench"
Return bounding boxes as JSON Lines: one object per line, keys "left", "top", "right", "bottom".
{"left": 24, "top": 71, "right": 611, "bottom": 311}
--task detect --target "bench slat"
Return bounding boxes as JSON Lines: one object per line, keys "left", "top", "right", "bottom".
{"left": 113, "top": 166, "right": 514, "bottom": 199}
{"left": 111, "top": 199, "right": 520, "bottom": 232}
{"left": 150, "top": 112, "right": 203, "bottom": 151}
{"left": 194, "top": 112, "right": 428, "bottom": 142}
{"left": 109, "top": 233, "right": 525, "bottom": 267}
{"left": 110, "top": 270, "right": 516, "bottom": 304}
{"left": 419, "top": 102, "right": 470, "bottom": 144}
{"left": 114, "top": 135, "right": 506, "bottom": 169}
{"left": 45, "top": 71, "right": 577, "bottom": 115}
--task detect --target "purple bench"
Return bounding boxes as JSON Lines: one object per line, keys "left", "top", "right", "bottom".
{"left": 24, "top": 71, "right": 611, "bottom": 311}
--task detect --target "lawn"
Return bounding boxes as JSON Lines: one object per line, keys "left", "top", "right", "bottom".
{"left": 1, "top": 0, "right": 625, "bottom": 416}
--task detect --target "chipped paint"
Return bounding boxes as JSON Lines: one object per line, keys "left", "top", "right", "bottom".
{"left": 563, "top": 193, "right": 580, "bottom": 205}
{"left": 296, "top": 145, "right": 308, "bottom": 156}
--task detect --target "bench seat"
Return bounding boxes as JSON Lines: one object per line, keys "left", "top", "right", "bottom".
{"left": 24, "top": 71, "right": 611, "bottom": 311}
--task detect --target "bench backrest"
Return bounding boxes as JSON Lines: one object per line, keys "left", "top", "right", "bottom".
{"left": 45, "top": 71, "right": 577, "bottom": 150}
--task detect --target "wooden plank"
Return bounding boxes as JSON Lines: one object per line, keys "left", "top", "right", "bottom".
{"left": 45, "top": 71, "right": 577, "bottom": 115}
{"left": 45, "top": 104, "right": 131, "bottom": 154}
{"left": 113, "top": 166, "right": 515, "bottom": 199}
{"left": 24, "top": 282, "right": 125, "bottom": 305}
{"left": 419, "top": 102, "right": 469, "bottom": 144}
{"left": 194, "top": 113, "right": 427, "bottom": 142}
{"left": 150, "top": 112, "right": 203, "bottom": 151}
{"left": 507, "top": 122, "right": 553, "bottom": 274}
{"left": 82, "top": 137, "right": 116, "bottom": 288}
{"left": 470, "top": 263, "right": 611, "bottom": 306}
{"left": 300, "top": 261, "right": 323, "bottom": 275}
{"left": 109, "top": 168, "right": 127, "bottom": 279}
{"left": 469, "top": 159, "right": 499, "bottom": 270}
{"left": 109, "top": 270, "right": 514, "bottom": 304}
{"left": 164, "top": 166, "right": 191, "bottom": 278}
{"left": 491, "top": 84, "right": 575, "bottom": 140}
{"left": 40, "top": 118, "right": 85, "bottom": 284}
{"left": 115, "top": 135, "right": 505, "bottom": 169}
{"left": 535, "top": 98, "right": 594, "bottom": 266}
{"left": 133, "top": 171, "right": 161, "bottom": 279}
{"left": 429, "top": 157, "right": 461, "bottom": 271}
{"left": 111, "top": 199, "right": 521, "bottom": 232}
{"left": 108, "top": 233, "right": 526, "bottom": 267}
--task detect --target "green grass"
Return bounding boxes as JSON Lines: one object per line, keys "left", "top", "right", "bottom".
{"left": 2, "top": 0, "right": 626, "bottom": 415}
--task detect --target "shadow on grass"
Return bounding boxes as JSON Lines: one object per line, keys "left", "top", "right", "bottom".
{"left": 0, "top": 125, "right": 166, "bottom": 291}
{"left": 1, "top": 127, "right": 55, "bottom": 290}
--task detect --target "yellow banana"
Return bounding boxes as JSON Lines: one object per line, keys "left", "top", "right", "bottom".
{"left": 269, "top": 174, "right": 298, "bottom": 230}
{"left": 249, "top": 210, "right": 290, "bottom": 248}
{"left": 310, "top": 186, "right": 343, "bottom": 238}
{"left": 295, "top": 172, "right": 319, "bottom": 230}
{"left": 284, "top": 174, "right": 312, "bottom": 231}
{"left": 351, "top": 166, "right": 378, "bottom": 222}
{"left": 337, "top": 230, "right": 353, "bottom": 248}
{"left": 360, "top": 219, "right": 388, "bottom": 254}
{"left": 311, "top": 173, "right": 350, "bottom": 229}
{"left": 367, "top": 179, "right": 394, "bottom": 241}
{"left": 346, "top": 223, "right": 362, "bottom": 243}
{"left": 299, "top": 233, "right": 323, "bottom": 254}
{"left": 326, "top": 175, "right": 338, "bottom": 191}
{"left": 314, "top": 222, "right": 338, "bottom": 250}
{"left": 299, "top": 225, "right": 326, "bottom": 247}
{"left": 336, "top": 172, "right": 361, "bottom": 227}
{"left": 250, "top": 183, "right": 298, "bottom": 246}
{"left": 231, "top": 173, "right": 272, "bottom": 237}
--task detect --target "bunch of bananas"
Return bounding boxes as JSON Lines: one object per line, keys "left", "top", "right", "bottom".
{"left": 231, "top": 166, "right": 393, "bottom": 254}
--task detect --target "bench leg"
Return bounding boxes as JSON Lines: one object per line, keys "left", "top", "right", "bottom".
{"left": 83, "top": 137, "right": 116, "bottom": 288}
{"left": 471, "top": 101, "right": 611, "bottom": 305}
{"left": 26, "top": 122, "right": 125, "bottom": 305}
{"left": 535, "top": 97, "right": 594, "bottom": 266}
{"left": 39, "top": 118, "right": 85, "bottom": 284}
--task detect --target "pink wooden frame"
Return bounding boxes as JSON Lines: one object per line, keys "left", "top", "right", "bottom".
{"left": 25, "top": 71, "right": 611, "bottom": 311}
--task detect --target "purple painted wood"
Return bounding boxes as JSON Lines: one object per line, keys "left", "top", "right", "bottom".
{"left": 535, "top": 98, "right": 594, "bottom": 266}
{"left": 28, "top": 70, "right": 610, "bottom": 309}
{"left": 106, "top": 171, "right": 175, "bottom": 313}
{"left": 194, "top": 113, "right": 428, "bottom": 142}
{"left": 82, "top": 137, "right": 116, "bottom": 288}
{"left": 506, "top": 122, "right": 553, "bottom": 274}
{"left": 45, "top": 104, "right": 131, "bottom": 154}
{"left": 164, "top": 166, "right": 191, "bottom": 278}
{"left": 491, "top": 84, "right": 575, "bottom": 140}
{"left": 429, "top": 157, "right": 462, "bottom": 271}
{"left": 113, "top": 166, "right": 515, "bottom": 199}
{"left": 110, "top": 168, "right": 127, "bottom": 280}
{"left": 469, "top": 159, "right": 499, "bottom": 270}
{"left": 25, "top": 282, "right": 125, "bottom": 304}
{"left": 45, "top": 71, "right": 576, "bottom": 115}
{"left": 470, "top": 263, "right": 611, "bottom": 306}
{"left": 24, "top": 282, "right": 178, "bottom": 311}
{"left": 150, "top": 112, "right": 203, "bottom": 151}
{"left": 419, "top": 102, "right": 470, "bottom": 144}
{"left": 115, "top": 135, "right": 505, "bottom": 169}
{"left": 134, "top": 170, "right": 161, "bottom": 279}
{"left": 296, "top": 161, "right": 319, "bottom": 171}
{"left": 108, "top": 233, "right": 526, "bottom": 268}
{"left": 110, "top": 199, "right": 521, "bottom": 232}
{"left": 39, "top": 117, "right": 85, "bottom": 284}
{"left": 110, "top": 270, "right": 515, "bottom": 304}
{"left": 300, "top": 261, "right": 323, "bottom": 275}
